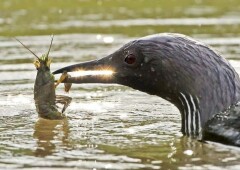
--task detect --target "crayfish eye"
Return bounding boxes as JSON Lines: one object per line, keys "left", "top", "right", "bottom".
{"left": 124, "top": 54, "right": 136, "bottom": 65}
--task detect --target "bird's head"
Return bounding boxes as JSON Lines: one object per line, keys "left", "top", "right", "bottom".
{"left": 53, "top": 34, "right": 180, "bottom": 98}
{"left": 53, "top": 33, "right": 240, "bottom": 130}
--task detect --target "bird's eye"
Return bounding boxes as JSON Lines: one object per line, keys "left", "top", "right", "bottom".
{"left": 124, "top": 54, "right": 136, "bottom": 65}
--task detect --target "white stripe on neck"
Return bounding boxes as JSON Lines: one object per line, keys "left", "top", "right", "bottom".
{"left": 180, "top": 93, "right": 191, "bottom": 135}
{"left": 196, "top": 97, "right": 202, "bottom": 137}
{"left": 189, "top": 95, "right": 196, "bottom": 135}
{"left": 179, "top": 93, "right": 202, "bottom": 137}
{"left": 179, "top": 96, "right": 187, "bottom": 135}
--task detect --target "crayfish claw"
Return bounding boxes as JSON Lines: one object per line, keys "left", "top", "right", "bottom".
{"left": 55, "top": 71, "right": 68, "bottom": 88}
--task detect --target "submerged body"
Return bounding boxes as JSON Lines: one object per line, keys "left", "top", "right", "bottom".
{"left": 53, "top": 33, "right": 240, "bottom": 147}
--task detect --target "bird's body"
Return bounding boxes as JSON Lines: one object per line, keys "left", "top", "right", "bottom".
{"left": 203, "top": 102, "right": 240, "bottom": 146}
{"left": 53, "top": 33, "right": 240, "bottom": 147}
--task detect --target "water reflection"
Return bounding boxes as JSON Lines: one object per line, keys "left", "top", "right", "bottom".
{"left": 99, "top": 136, "right": 240, "bottom": 169}
{"left": 33, "top": 118, "right": 69, "bottom": 157}
{"left": 164, "top": 137, "right": 240, "bottom": 169}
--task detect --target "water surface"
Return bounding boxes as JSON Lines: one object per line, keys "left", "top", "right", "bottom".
{"left": 0, "top": 0, "right": 240, "bottom": 169}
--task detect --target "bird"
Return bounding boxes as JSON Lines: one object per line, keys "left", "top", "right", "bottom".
{"left": 53, "top": 33, "right": 240, "bottom": 147}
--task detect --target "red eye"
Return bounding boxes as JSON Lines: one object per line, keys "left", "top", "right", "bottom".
{"left": 124, "top": 54, "right": 136, "bottom": 65}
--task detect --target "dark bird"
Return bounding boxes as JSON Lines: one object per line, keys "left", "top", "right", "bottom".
{"left": 53, "top": 33, "right": 240, "bottom": 147}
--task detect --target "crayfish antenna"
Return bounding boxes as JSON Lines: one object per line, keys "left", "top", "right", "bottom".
{"left": 46, "top": 35, "right": 54, "bottom": 59}
{"left": 15, "top": 38, "right": 40, "bottom": 60}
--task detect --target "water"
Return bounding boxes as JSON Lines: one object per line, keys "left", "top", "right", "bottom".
{"left": 0, "top": 1, "right": 240, "bottom": 169}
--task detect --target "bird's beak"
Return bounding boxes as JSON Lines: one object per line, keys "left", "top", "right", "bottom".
{"left": 52, "top": 56, "right": 116, "bottom": 84}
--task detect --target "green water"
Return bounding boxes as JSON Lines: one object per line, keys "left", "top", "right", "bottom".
{"left": 0, "top": 0, "right": 240, "bottom": 169}
{"left": 1, "top": 0, "right": 240, "bottom": 37}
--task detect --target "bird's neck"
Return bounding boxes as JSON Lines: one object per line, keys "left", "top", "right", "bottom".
{"left": 154, "top": 48, "right": 240, "bottom": 138}
{"left": 176, "top": 93, "right": 202, "bottom": 137}
{"left": 168, "top": 81, "right": 240, "bottom": 138}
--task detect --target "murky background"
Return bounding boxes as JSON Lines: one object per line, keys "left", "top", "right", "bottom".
{"left": 0, "top": 0, "right": 240, "bottom": 169}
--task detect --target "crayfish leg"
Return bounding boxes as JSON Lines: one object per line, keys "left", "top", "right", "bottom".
{"left": 64, "top": 74, "right": 72, "bottom": 92}
{"left": 55, "top": 71, "right": 68, "bottom": 88}
{"left": 55, "top": 95, "right": 72, "bottom": 113}
{"left": 55, "top": 71, "right": 72, "bottom": 92}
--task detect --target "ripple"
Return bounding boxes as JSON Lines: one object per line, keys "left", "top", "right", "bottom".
{"left": 0, "top": 33, "right": 240, "bottom": 169}
{"left": 49, "top": 17, "right": 240, "bottom": 29}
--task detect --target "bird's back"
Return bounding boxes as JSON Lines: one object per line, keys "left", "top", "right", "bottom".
{"left": 203, "top": 102, "right": 240, "bottom": 146}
